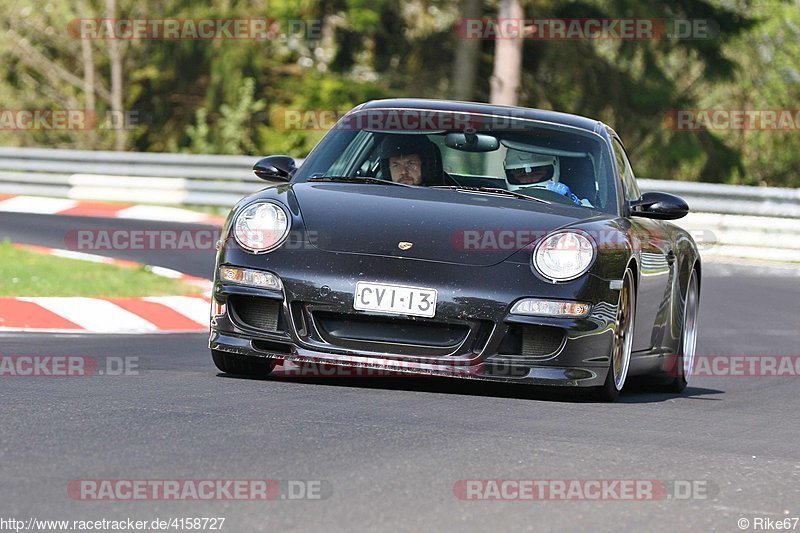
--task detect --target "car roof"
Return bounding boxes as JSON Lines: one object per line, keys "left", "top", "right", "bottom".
{"left": 358, "top": 98, "right": 607, "bottom": 134}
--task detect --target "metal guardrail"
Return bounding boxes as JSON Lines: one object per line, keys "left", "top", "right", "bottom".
{"left": 0, "top": 147, "right": 259, "bottom": 206}
{"left": 1, "top": 147, "right": 799, "bottom": 261}
{"left": 637, "top": 179, "right": 800, "bottom": 218}
{"left": 0, "top": 147, "right": 258, "bottom": 179}
{"left": 1, "top": 147, "right": 798, "bottom": 217}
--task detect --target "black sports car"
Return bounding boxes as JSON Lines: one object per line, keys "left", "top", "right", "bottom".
{"left": 209, "top": 99, "right": 701, "bottom": 401}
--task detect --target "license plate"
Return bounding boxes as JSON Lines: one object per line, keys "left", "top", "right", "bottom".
{"left": 353, "top": 281, "right": 437, "bottom": 318}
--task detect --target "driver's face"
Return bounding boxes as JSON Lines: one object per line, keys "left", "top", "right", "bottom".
{"left": 389, "top": 154, "right": 422, "bottom": 185}
{"left": 508, "top": 165, "right": 553, "bottom": 185}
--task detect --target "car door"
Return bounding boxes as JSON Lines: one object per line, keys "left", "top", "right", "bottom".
{"left": 611, "top": 135, "right": 675, "bottom": 353}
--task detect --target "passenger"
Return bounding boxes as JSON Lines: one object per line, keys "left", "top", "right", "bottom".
{"left": 503, "top": 149, "right": 587, "bottom": 206}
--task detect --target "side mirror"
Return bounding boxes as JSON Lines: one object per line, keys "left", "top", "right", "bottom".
{"left": 630, "top": 191, "right": 689, "bottom": 220}
{"left": 253, "top": 155, "right": 296, "bottom": 181}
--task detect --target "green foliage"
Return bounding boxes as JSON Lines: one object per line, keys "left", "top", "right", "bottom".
{"left": 698, "top": 0, "right": 800, "bottom": 186}
{"left": 183, "top": 78, "right": 266, "bottom": 155}
{"left": 0, "top": 0, "right": 797, "bottom": 188}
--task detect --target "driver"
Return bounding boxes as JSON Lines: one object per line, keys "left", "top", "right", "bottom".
{"left": 503, "top": 149, "right": 586, "bottom": 206}
{"left": 378, "top": 135, "right": 449, "bottom": 186}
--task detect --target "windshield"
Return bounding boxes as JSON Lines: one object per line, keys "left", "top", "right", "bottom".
{"left": 295, "top": 109, "right": 618, "bottom": 213}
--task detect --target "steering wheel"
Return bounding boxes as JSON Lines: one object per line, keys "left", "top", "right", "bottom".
{"left": 519, "top": 184, "right": 582, "bottom": 206}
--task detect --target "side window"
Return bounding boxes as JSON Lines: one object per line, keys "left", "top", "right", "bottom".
{"left": 328, "top": 130, "right": 374, "bottom": 177}
{"left": 611, "top": 138, "right": 641, "bottom": 201}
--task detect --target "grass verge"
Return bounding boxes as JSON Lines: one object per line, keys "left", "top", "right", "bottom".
{"left": 0, "top": 241, "right": 204, "bottom": 297}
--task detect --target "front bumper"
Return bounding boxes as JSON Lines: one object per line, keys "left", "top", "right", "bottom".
{"left": 210, "top": 330, "right": 608, "bottom": 387}
{"left": 209, "top": 246, "right": 620, "bottom": 388}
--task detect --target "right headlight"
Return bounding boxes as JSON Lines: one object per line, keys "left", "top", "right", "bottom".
{"left": 533, "top": 231, "right": 596, "bottom": 282}
{"left": 232, "top": 201, "right": 290, "bottom": 253}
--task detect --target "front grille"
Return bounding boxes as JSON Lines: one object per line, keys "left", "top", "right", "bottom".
{"left": 496, "top": 325, "right": 564, "bottom": 360}
{"left": 229, "top": 295, "right": 282, "bottom": 332}
{"left": 314, "top": 312, "right": 469, "bottom": 348}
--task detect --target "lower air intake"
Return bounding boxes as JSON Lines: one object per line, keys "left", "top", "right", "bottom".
{"left": 496, "top": 325, "right": 564, "bottom": 359}
{"left": 521, "top": 325, "right": 564, "bottom": 357}
{"left": 229, "top": 295, "right": 282, "bottom": 332}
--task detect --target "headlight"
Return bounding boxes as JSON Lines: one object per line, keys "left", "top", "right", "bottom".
{"left": 233, "top": 201, "right": 290, "bottom": 253}
{"left": 533, "top": 231, "right": 595, "bottom": 281}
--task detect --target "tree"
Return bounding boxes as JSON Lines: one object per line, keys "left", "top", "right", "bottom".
{"left": 2, "top": 0, "right": 793, "bottom": 191}
{"left": 489, "top": 0, "right": 523, "bottom": 105}
{"left": 451, "top": 0, "right": 483, "bottom": 101}
{"left": 104, "top": 0, "right": 126, "bottom": 150}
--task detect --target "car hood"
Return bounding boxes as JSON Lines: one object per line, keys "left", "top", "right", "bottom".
{"left": 292, "top": 182, "right": 602, "bottom": 266}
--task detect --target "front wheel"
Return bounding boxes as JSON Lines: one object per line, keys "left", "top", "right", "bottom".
{"left": 211, "top": 349, "right": 276, "bottom": 378}
{"left": 596, "top": 268, "right": 636, "bottom": 402}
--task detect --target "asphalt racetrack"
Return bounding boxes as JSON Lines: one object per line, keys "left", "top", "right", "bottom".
{"left": 2, "top": 212, "right": 799, "bottom": 532}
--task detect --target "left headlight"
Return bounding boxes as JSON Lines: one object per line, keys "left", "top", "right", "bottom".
{"left": 533, "top": 231, "right": 595, "bottom": 282}
{"left": 232, "top": 201, "right": 290, "bottom": 253}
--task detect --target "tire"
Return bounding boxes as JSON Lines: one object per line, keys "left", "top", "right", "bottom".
{"left": 663, "top": 270, "right": 699, "bottom": 393}
{"left": 211, "top": 349, "right": 276, "bottom": 378}
{"left": 596, "top": 268, "right": 636, "bottom": 402}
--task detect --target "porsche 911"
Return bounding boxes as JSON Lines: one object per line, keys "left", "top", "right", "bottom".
{"left": 209, "top": 99, "right": 701, "bottom": 401}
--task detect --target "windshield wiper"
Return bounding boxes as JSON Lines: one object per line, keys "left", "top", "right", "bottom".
{"left": 309, "top": 176, "right": 412, "bottom": 187}
{"left": 430, "top": 186, "right": 549, "bottom": 203}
